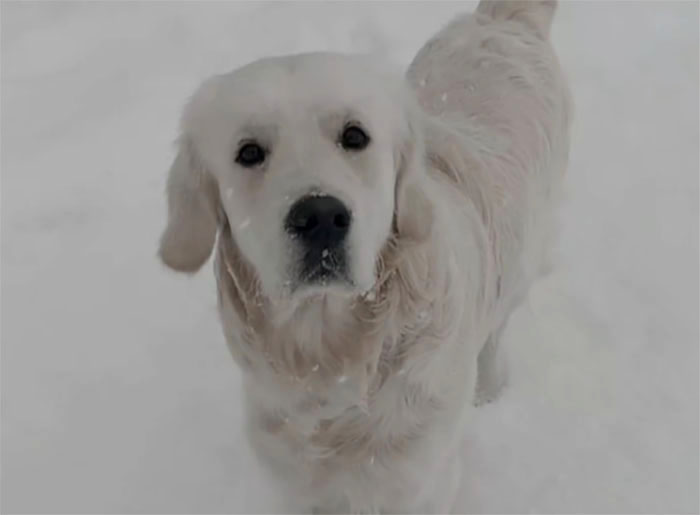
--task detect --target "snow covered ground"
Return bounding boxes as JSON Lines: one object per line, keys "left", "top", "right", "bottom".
{"left": 2, "top": 1, "right": 698, "bottom": 513}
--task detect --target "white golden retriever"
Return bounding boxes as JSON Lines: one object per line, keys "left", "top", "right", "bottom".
{"left": 159, "top": 1, "right": 572, "bottom": 512}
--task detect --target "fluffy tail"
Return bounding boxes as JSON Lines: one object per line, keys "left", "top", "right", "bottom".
{"left": 476, "top": 0, "right": 557, "bottom": 39}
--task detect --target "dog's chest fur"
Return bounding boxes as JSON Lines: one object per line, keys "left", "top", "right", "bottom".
{"left": 214, "top": 223, "right": 485, "bottom": 505}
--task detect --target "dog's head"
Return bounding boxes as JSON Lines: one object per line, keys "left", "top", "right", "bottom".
{"left": 159, "top": 53, "right": 432, "bottom": 303}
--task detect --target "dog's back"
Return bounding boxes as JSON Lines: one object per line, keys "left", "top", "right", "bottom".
{"left": 408, "top": 0, "right": 572, "bottom": 320}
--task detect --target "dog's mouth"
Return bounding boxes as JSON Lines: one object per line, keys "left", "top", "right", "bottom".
{"left": 290, "top": 246, "right": 355, "bottom": 295}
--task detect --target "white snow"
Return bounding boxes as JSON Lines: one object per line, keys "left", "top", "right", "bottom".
{"left": 1, "top": 2, "right": 698, "bottom": 513}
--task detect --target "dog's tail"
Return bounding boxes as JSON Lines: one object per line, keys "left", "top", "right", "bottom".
{"left": 476, "top": 0, "right": 557, "bottom": 40}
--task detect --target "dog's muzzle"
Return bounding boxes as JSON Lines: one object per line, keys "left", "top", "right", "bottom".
{"left": 284, "top": 194, "right": 352, "bottom": 284}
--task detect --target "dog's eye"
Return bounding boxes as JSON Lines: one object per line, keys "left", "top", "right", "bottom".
{"left": 340, "top": 125, "right": 370, "bottom": 151}
{"left": 236, "top": 142, "right": 266, "bottom": 167}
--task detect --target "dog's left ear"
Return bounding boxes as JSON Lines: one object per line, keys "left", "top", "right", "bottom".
{"left": 393, "top": 97, "right": 435, "bottom": 243}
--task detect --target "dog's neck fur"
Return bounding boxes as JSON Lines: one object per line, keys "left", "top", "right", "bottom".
{"left": 213, "top": 189, "right": 472, "bottom": 419}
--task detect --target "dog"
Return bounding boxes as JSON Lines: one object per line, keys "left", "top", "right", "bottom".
{"left": 158, "top": 1, "right": 572, "bottom": 512}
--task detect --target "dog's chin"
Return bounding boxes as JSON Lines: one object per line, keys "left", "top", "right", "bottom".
{"left": 291, "top": 269, "right": 359, "bottom": 302}
{"left": 265, "top": 270, "right": 357, "bottom": 325}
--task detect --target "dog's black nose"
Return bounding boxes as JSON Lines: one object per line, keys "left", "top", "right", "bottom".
{"left": 285, "top": 195, "right": 351, "bottom": 246}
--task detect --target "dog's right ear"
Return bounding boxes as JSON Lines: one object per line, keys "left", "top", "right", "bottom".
{"left": 159, "top": 136, "right": 220, "bottom": 273}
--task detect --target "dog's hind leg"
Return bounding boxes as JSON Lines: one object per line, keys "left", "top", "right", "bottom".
{"left": 474, "top": 322, "right": 509, "bottom": 406}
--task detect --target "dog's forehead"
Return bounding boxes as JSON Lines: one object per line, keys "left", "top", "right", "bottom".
{"left": 192, "top": 53, "right": 405, "bottom": 123}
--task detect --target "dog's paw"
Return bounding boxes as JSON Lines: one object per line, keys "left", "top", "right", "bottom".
{"left": 474, "top": 381, "right": 506, "bottom": 406}
{"left": 474, "top": 368, "right": 507, "bottom": 406}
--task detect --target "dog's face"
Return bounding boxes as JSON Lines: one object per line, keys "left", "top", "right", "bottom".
{"left": 160, "top": 53, "right": 428, "bottom": 302}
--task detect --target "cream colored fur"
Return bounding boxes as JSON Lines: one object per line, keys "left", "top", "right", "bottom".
{"left": 158, "top": 1, "right": 572, "bottom": 512}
